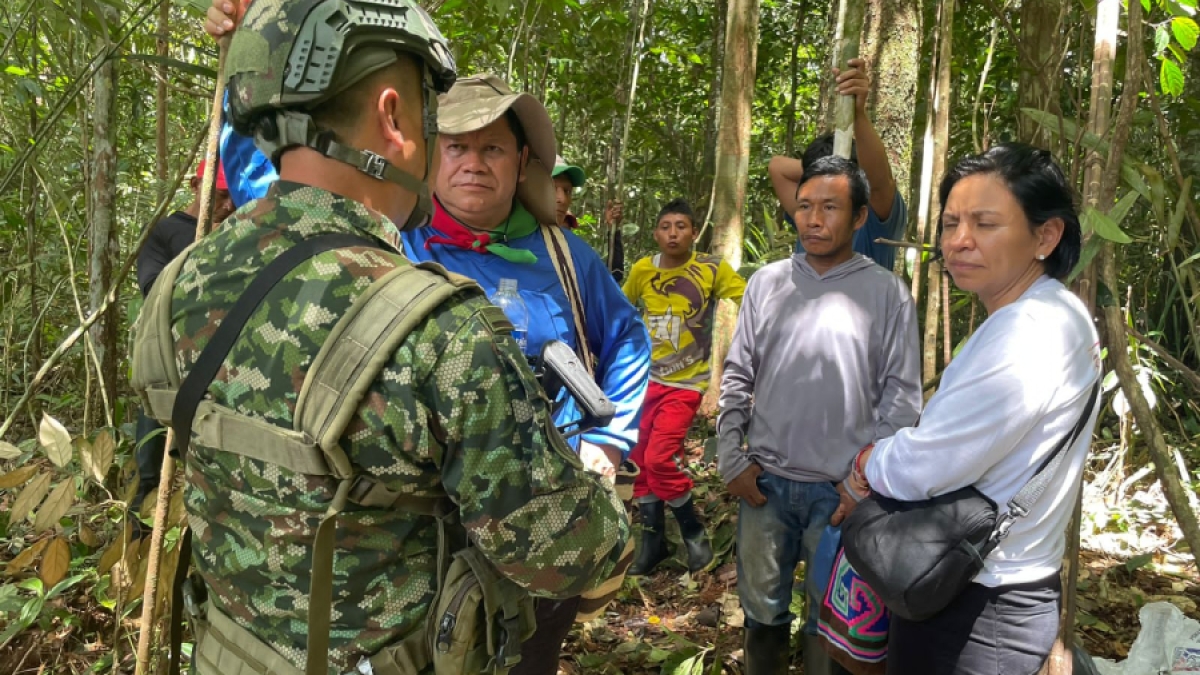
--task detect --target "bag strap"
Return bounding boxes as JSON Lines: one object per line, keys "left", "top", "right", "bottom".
{"left": 540, "top": 225, "right": 596, "bottom": 376}
{"left": 171, "top": 233, "right": 376, "bottom": 462}
{"left": 992, "top": 381, "right": 1099, "bottom": 543}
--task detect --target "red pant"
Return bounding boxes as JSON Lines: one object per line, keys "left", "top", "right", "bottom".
{"left": 631, "top": 381, "right": 703, "bottom": 501}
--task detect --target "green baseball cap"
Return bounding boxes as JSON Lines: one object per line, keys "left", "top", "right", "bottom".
{"left": 552, "top": 155, "right": 586, "bottom": 188}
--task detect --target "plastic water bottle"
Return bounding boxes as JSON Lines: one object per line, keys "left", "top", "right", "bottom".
{"left": 490, "top": 278, "right": 529, "bottom": 353}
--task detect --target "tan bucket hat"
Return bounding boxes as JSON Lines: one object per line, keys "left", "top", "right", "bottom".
{"left": 438, "top": 74, "right": 558, "bottom": 225}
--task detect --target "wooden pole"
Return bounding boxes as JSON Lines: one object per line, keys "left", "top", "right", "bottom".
{"left": 133, "top": 35, "right": 230, "bottom": 675}
{"left": 830, "top": 0, "right": 865, "bottom": 159}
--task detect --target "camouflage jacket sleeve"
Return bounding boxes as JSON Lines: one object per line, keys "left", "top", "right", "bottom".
{"left": 416, "top": 295, "right": 631, "bottom": 598}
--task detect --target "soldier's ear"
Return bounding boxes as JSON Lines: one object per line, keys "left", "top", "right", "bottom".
{"left": 375, "top": 86, "right": 409, "bottom": 152}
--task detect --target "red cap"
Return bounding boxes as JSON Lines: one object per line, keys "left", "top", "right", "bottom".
{"left": 197, "top": 159, "right": 229, "bottom": 191}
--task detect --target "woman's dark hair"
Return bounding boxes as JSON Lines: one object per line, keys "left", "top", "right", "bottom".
{"left": 657, "top": 198, "right": 696, "bottom": 228}
{"left": 938, "top": 143, "right": 1081, "bottom": 280}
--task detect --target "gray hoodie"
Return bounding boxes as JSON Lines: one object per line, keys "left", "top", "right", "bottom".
{"left": 717, "top": 253, "right": 922, "bottom": 484}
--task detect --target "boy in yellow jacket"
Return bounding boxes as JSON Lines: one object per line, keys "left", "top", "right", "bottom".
{"left": 623, "top": 198, "right": 746, "bottom": 575}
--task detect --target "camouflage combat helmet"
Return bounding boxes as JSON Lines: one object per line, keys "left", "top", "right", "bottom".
{"left": 226, "top": 0, "right": 456, "bottom": 228}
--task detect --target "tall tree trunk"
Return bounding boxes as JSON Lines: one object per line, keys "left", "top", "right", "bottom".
{"left": 1096, "top": 0, "right": 1200, "bottom": 570}
{"left": 861, "top": 0, "right": 922, "bottom": 200}
{"left": 1016, "top": 0, "right": 1068, "bottom": 149}
{"left": 700, "top": 0, "right": 727, "bottom": 205}
{"left": 89, "top": 17, "right": 120, "bottom": 424}
{"left": 1077, "top": 1, "right": 1120, "bottom": 311}
{"left": 703, "top": 0, "right": 760, "bottom": 414}
{"left": 26, "top": 19, "right": 42, "bottom": 419}
{"left": 921, "top": 0, "right": 954, "bottom": 385}
{"left": 784, "top": 0, "right": 808, "bottom": 158}
{"left": 156, "top": 0, "right": 169, "bottom": 185}
{"left": 910, "top": 0, "right": 942, "bottom": 301}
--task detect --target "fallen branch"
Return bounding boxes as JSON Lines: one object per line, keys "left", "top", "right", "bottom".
{"left": 873, "top": 237, "right": 935, "bottom": 251}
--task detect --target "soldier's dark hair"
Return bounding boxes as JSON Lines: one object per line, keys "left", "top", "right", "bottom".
{"left": 657, "top": 198, "right": 696, "bottom": 229}
{"left": 938, "top": 143, "right": 1081, "bottom": 281}
{"left": 802, "top": 132, "right": 858, "bottom": 168}
{"left": 307, "top": 54, "right": 423, "bottom": 140}
{"left": 798, "top": 155, "right": 870, "bottom": 214}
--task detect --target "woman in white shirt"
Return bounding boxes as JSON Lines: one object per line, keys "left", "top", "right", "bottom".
{"left": 842, "top": 144, "right": 1101, "bottom": 675}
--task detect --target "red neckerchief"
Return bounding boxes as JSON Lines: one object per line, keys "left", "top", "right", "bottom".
{"left": 563, "top": 213, "right": 580, "bottom": 229}
{"left": 425, "top": 198, "right": 492, "bottom": 254}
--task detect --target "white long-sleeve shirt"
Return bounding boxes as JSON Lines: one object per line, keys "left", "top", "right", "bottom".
{"left": 866, "top": 276, "right": 1101, "bottom": 586}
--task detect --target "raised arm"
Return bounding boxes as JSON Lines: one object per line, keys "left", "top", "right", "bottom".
{"left": 768, "top": 155, "right": 806, "bottom": 221}
{"left": 835, "top": 58, "right": 897, "bottom": 220}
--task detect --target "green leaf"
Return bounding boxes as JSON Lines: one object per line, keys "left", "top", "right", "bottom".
{"left": 1082, "top": 207, "right": 1132, "bottom": 244}
{"left": 1125, "top": 553, "right": 1154, "bottom": 572}
{"left": 0, "top": 440, "right": 21, "bottom": 460}
{"left": 1141, "top": 0, "right": 1151, "bottom": 11}
{"left": 1160, "top": 58, "right": 1185, "bottom": 97}
{"left": 4, "top": 65, "right": 30, "bottom": 77}
{"left": 1108, "top": 190, "right": 1141, "bottom": 227}
{"left": 688, "top": 53, "right": 704, "bottom": 64}
{"left": 39, "top": 414, "right": 72, "bottom": 468}
{"left": 1169, "top": 42, "right": 1188, "bottom": 64}
{"left": 1172, "top": 17, "right": 1199, "bottom": 51}
{"left": 1156, "top": 25, "right": 1172, "bottom": 55}
{"left": 1068, "top": 236, "right": 1104, "bottom": 283}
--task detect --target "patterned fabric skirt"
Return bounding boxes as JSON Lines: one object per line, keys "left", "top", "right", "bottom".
{"left": 818, "top": 547, "right": 890, "bottom": 675}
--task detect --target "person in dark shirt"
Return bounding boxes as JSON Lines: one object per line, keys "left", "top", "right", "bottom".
{"left": 136, "top": 160, "right": 233, "bottom": 295}
{"left": 132, "top": 159, "right": 232, "bottom": 518}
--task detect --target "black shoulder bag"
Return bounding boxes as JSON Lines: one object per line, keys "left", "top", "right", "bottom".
{"left": 842, "top": 383, "right": 1099, "bottom": 622}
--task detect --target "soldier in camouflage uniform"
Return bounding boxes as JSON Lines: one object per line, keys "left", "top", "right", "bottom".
{"left": 134, "top": 1, "right": 631, "bottom": 673}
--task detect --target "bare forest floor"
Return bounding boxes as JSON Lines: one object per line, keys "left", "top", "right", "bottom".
{"left": 0, "top": 421, "right": 1196, "bottom": 674}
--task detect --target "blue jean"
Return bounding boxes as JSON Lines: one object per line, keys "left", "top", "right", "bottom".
{"left": 737, "top": 470, "right": 840, "bottom": 634}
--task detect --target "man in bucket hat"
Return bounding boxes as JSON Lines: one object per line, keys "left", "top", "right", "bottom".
{"left": 402, "top": 75, "right": 652, "bottom": 673}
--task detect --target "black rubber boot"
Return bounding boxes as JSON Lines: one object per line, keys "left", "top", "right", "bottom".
{"left": 628, "top": 500, "right": 670, "bottom": 576}
{"left": 670, "top": 496, "right": 714, "bottom": 573}
{"left": 744, "top": 623, "right": 791, "bottom": 675}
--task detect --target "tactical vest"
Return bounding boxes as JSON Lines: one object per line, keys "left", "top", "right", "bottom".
{"left": 132, "top": 236, "right": 535, "bottom": 675}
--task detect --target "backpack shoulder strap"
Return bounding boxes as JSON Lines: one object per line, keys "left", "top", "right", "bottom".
{"left": 540, "top": 225, "right": 596, "bottom": 376}
{"left": 295, "top": 261, "right": 482, "bottom": 466}
{"left": 171, "top": 233, "right": 376, "bottom": 464}
{"left": 293, "top": 260, "right": 488, "bottom": 675}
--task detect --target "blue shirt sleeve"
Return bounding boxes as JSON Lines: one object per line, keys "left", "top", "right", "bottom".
{"left": 220, "top": 116, "right": 277, "bottom": 207}
{"left": 565, "top": 232, "right": 651, "bottom": 457}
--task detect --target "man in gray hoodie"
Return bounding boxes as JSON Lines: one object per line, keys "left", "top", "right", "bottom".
{"left": 718, "top": 156, "right": 922, "bottom": 675}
